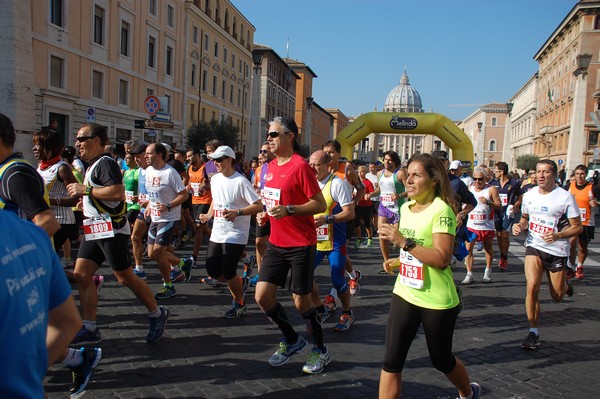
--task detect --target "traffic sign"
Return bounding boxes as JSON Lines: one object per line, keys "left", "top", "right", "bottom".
{"left": 147, "top": 129, "right": 156, "bottom": 137}
{"left": 86, "top": 107, "right": 96, "bottom": 122}
{"left": 143, "top": 119, "right": 174, "bottom": 130}
{"left": 144, "top": 96, "right": 160, "bottom": 115}
{"left": 558, "top": 159, "right": 563, "bottom": 165}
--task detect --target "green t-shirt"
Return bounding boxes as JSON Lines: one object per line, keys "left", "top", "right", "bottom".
{"left": 392, "top": 196, "right": 459, "bottom": 310}
{"left": 123, "top": 167, "right": 140, "bottom": 211}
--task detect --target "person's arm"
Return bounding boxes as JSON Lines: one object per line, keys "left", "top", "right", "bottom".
{"left": 379, "top": 223, "right": 454, "bottom": 269}
{"left": 32, "top": 210, "right": 60, "bottom": 237}
{"left": 486, "top": 186, "right": 502, "bottom": 211}
{"left": 544, "top": 216, "right": 582, "bottom": 243}
{"left": 156, "top": 189, "right": 189, "bottom": 213}
{"left": 67, "top": 182, "right": 126, "bottom": 201}
{"left": 223, "top": 200, "right": 264, "bottom": 222}
{"left": 512, "top": 213, "right": 528, "bottom": 235}
{"left": 47, "top": 295, "right": 81, "bottom": 366}
{"left": 53, "top": 164, "right": 79, "bottom": 207}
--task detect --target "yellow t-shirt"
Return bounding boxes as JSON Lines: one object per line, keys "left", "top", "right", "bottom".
{"left": 392, "top": 197, "right": 459, "bottom": 310}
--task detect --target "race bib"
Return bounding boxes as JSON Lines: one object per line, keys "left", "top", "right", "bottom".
{"left": 213, "top": 203, "right": 228, "bottom": 220}
{"left": 191, "top": 182, "right": 202, "bottom": 196}
{"left": 138, "top": 193, "right": 148, "bottom": 202}
{"left": 399, "top": 249, "right": 424, "bottom": 289}
{"left": 83, "top": 214, "right": 114, "bottom": 240}
{"left": 529, "top": 215, "right": 556, "bottom": 238}
{"left": 380, "top": 193, "right": 394, "bottom": 207}
{"left": 125, "top": 190, "right": 135, "bottom": 204}
{"left": 150, "top": 202, "right": 162, "bottom": 218}
{"left": 263, "top": 187, "right": 281, "bottom": 213}
{"left": 316, "top": 224, "right": 329, "bottom": 241}
{"left": 260, "top": 188, "right": 267, "bottom": 206}
{"left": 499, "top": 193, "right": 508, "bottom": 206}
{"left": 469, "top": 211, "right": 488, "bottom": 221}
{"left": 579, "top": 208, "right": 587, "bottom": 222}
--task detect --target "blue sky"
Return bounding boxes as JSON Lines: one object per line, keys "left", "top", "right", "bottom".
{"left": 233, "top": 0, "right": 576, "bottom": 121}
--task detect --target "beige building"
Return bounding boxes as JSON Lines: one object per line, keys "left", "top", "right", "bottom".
{"left": 533, "top": 0, "right": 600, "bottom": 170}
{"left": 325, "top": 108, "right": 350, "bottom": 138}
{"left": 507, "top": 74, "right": 538, "bottom": 171}
{"left": 1, "top": 0, "right": 254, "bottom": 159}
{"left": 460, "top": 104, "right": 509, "bottom": 168}
{"left": 284, "top": 58, "right": 319, "bottom": 151}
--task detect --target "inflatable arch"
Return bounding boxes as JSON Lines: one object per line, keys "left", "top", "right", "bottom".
{"left": 336, "top": 112, "right": 474, "bottom": 166}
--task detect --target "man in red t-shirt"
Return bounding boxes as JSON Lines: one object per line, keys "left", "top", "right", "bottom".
{"left": 255, "top": 116, "right": 329, "bottom": 374}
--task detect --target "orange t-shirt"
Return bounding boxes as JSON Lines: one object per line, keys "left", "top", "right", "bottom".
{"left": 188, "top": 164, "right": 211, "bottom": 205}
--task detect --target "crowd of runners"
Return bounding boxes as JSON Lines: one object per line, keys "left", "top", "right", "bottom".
{"left": 0, "top": 111, "right": 597, "bottom": 398}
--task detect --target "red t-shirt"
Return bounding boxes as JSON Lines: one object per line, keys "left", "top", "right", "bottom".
{"left": 357, "top": 178, "right": 374, "bottom": 207}
{"left": 263, "top": 154, "right": 321, "bottom": 247}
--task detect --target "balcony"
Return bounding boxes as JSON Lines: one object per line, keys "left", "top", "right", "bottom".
{"left": 539, "top": 125, "right": 555, "bottom": 135}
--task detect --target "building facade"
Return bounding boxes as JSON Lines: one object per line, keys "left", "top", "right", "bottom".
{"left": 507, "top": 74, "right": 538, "bottom": 171}
{"left": 460, "top": 103, "right": 509, "bottom": 168}
{"left": 284, "top": 58, "right": 318, "bottom": 151}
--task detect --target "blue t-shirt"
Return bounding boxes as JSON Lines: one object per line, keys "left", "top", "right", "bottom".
{"left": 0, "top": 211, "right": 72, "bottom": 399}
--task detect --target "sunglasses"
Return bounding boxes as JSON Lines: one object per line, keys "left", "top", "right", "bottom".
{"left": 259, "top": 150, "right": 269, "bottom": 154}
{"left": 76, "top": 136, "right": 95, "bottom": 143}
{"left": 267, "top": 131, "right": 285, "bottom": 138}
{"left": 213, "top": 157, "right": 227, "bottom": 163}
{"left": 473, "top": 177, "right": 485, "bottom": 181}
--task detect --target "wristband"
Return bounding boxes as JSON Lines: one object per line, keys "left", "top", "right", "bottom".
{"left": 237, "top": 209, "right": 243, "bottom": 216}
{"left": 84, "top": 186, "right": 92, "bottom": 196}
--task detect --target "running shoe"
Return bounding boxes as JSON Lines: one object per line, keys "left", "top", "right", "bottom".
{"left": 461, "top": 274, "right": 473, "bottom": 285}
{"left": 225, "top": 301, "right": 247, "bottom": 318}
{"left": 93, "top": 275, "right": 104, "bottom": 295}
{"left": 354, "top": 238, "right": 362, "bottom": 249}
{"left": 170, "top": 268, "right": 184, "bottom": 283}
{"left": 575, "top": 266, "right": 584, "bottom": 279}
{"left": 334, "top": 311, "right": 354, "bottom": 332}
{"left": 70, "top": 326, "right": 102, "bottom": 348}
{"left": 521, "top": 331, "right": 540, "bottom": 350}
{"left": 201, "top": 276, "right": 223, "bottom": 287}
{"left": 155, "top": 285, "right": 176, "bottom": 299}
{"left": 566, "top": 267, "right": 575, "bottom": 280}
{"left": 146, "top": 306, "right": 170, "bottom": 342}
{"left": 69, "top": 347, "right": 102, "bottom": 395}
{"left": 318, "top": 307, "right": 331, "bottom": 323}
{"left": 133, "top": 269, "right": 147, "bottom": 280}
{"left": 483, "top": 269, "right": 492, "bottom": 283}
{"left": 243, "top": 255, "right": 256, "bottom": 278}
{"left": 268, "top": 335, "right": 308, "bottom": 367}
{"left": 566, "top": 278, "right": 574, "bottom": 297}
{"left": 249, "top": 274, "right": 259, "bottom": 287}
{"left": 181, "top": 257, "right": 194, "bottom": 282}
{"left": 499, "top": 258, "right": 508, "bottom": 271}
{"left": 349, "top": 270, "right": 361, "bottom": 296}
{"left": 476, "top": 241, "right": 484, "bottom": 251}
{"left": 181, "top": 233, "right": 190, "bottom": 243}
{"left": 323, "top": 295, "right": 337, "bottom": 311}
{"left": 469, "top": 382, "right": 482, "bottom": 399}
{"left": 366, "top": 238, "right": 373, "bottom": 248}
{"left": 302, "top": 346, "right": 331, "bottom": 374}
{"left": 241, "top": 276, "right": 250, "bottom": 297}
{"left": 61, "top": 257, "right": 74, "bottom": 269}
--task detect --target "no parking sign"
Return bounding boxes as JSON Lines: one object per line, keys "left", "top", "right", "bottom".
{"left": 86, "top": 107, "right": 96, "bottom": 122}
{"left": 144, "top": 96, "right": 160, "bottom": 115}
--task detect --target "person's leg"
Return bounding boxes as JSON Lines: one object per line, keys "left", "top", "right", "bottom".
{"left": 547, "top": 267, "right": 569, "bottom": 302}
{"left": 524, "top": 255, "right": 545, "bottom": 328}
{"left": 73, "top": 258, "right": 101, "bottom": 321}
{"left": 221, "top": 243, "right": 247, "bottom": 304}
{"left": 113, "top": 267, "right": 160, "bottom": 312}
{"left": 131, "top": 218, "right": 148, "bottom": 271}
{"left": 569, "top": 236, "right": 578, "bottom": 266}
{"left": 379, "top": 216, "right": 390, "bottom": 261}
{"left": 464, "top": 240, "right": 475, "bottom": 274}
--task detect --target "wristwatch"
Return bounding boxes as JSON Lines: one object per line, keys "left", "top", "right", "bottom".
{"left": 237, "top": 209, "right": 243, "bottom": 216}
{"left": 286, "top": 205, "right": 296, "bottom": 215}
{"left": 402, "top": 238, "right": 416, "bottom": 252}
{"left": 166, "top": 203, "right": 172, "bottom": 212}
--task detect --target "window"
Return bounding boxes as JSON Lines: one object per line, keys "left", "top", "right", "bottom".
{"left": 148, "top": 36, "right": 156, "bottom": 68}
{"left": 488, "top": 160, "right": 495, "bottom": 168}
{"left": 50, "top": 0, "right": 63, "bottom": 27}
{"left": 163, "top": 94, "right": 171, "bottom": 113}
{"left": 214, "top": 41, "right": 219, "bottom": 58}
{"left": 147, "top": 88, "right": 154, "bottom": 96}
{"left": 120, "top": 21, "right": 130, "bottom": 56}
{"left": 223, "top": 48, "right": 228, "bottom": 64}
{"left": 589, "top": 131, "right": 599, "bottom": 146}
{"left": 193, "top": 26, "right": 198, "bottom": 44}
{"left": 50, "top": 55, "right": 64, "bottom": 88}
{"left": 166, "top": 46, "right": 173, "bottom": 76}
{"left": 230, "top": 84, "right": 234, "bottom": 103}
{"left": 191, "top": 64, "right": 196, "bottom": 87}
{"left": 212, "top": 76, "right": 217, "bottom": 95}
{"left": 119, "top": 79, "right": 128, "bottom": 105}
{"left": 190, "top": 104, "right": 195, "bottom": 120}
{"left": 491, "top": 117, "right": 497, "bottom": 126}
{"left": 167, "top": 5, "right": 174, "bottom": 28}
{"left": 231, "top": 53, "right": 235, "bottom": 68}
{"left": 92, "top": 70, "right": 103, "bottom": 98}
{"left": 204, "top": 33, "right": 209, "bottom": 51}
{"left": 94, "top": 6, "right": 105, "bottom": 45}
{"left": 489, "top": 140, "right": 497, "bottom": 152}
{"left": 202, "top": 70, "right": 207, "bottom": 91}
{"left": 222, "top": 80, "right": 226, "bottom": 99}
{"left": 149, "top": 0, "right": 157, "bottom": 17}
{"left": 594, "top": 16, "right": 600, "bottom": 30}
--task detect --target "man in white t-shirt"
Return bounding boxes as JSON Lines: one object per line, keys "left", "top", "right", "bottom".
{"left": 513, "top": 159, "right": 582, "bottom": 350}
{"left": 144, "top": 143, "right": 193, "bottom": 299}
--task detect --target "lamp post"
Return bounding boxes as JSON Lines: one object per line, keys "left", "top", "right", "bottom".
{"left": 250, "top": 51, "right": 263, "bottom": 159}
{"left": 566, "top": 52, "right": 592, "bottom": 174}
{"left": 477, "top": 121, "right": 483, "bottom": 167}
{"left": 502, "top": 102, "right": 514, "bottom": 167}
{"left": 305, "top": 96, "right": 314, "bottom": 151}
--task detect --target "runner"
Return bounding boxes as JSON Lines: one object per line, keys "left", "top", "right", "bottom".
{"left": 462, "top": 167, "right": 501, "bottom": 284}
{"left": 366, "top": 161, "right": 381, "bottom": 234}
{"left": 197, "top": 145, "right": 262, "bottom": 317}
{"left": 568, "top": 164, "right": 597, "bottom": 279}
{"left": 512, "top": 159, "right": 581, "bottom": 350}
{"left": 123, "top": 152, "right": 141, "bottom": 226}
{"left": 254, "top": 116, "right": 330, "bottom": 374}
{"left": 144, "top": 143, "right": 194, "bottom": 299}
{"left": 354, "top": 165, "right": 375, "bottom": 249}
{"left": 130, "top": 142, "right": 151, "bottom": 280}
{"left": 67, "top": 123, "right": 169, "bottom": 346}
{"left": 309, "top": 150, "right": 356, "bottom": 332}
{"left": 186, "top": 146, "right": 210, "bottom": 263}
{"left": 491, "top": 161, "right": 522, "bottom": 271}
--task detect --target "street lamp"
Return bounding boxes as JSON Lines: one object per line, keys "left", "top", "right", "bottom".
{"left": 573, "top": 53, "right": 592, "bottom": 78}
{"left": 305, "top": 96, "right": 314, "bottom": 150}
{"left": 250, "top": 51, "right": 263, "bottom": 158}
{"left": 503, "top": 102, "right": 514, "bottom": 167}
{"left": 477, "top": 121, "right": 484, "bottom": 167}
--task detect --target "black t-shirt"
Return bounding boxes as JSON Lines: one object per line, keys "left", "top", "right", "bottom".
{"left": 448, "top": 173, "right": 477, "bottom": 209}
{"left": 88, "top": 154, "right": 123, "bottom": 187}
{"left": 0, "top": 154, "right": 48, "bottom": 220}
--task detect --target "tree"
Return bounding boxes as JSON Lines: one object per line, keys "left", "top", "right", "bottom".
{"left": 516, "top": 154, "right": 540, "bottom": 173}
{"left": 185, "top": 117, "right": 239, "bottom": 151}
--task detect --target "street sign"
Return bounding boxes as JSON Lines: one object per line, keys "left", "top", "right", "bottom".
{"left": 146, "top": 129, "right": 156, "bottom": 137}
{"left": 143, "top": 119, "right": 174, "bottom": 130}
{"left": 86, "top": 107, "right": 96, "bottom": 123}
{"left": 154, "top": 112, "right": 172, "bottom": 121}
{"left": 558, "top": 159, "right": 563, "bottom": 165}
{"left": 144, "top": 96, "right": 160, "bottom": 115}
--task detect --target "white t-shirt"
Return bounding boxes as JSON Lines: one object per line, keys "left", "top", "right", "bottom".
{"left": 145, "top": 164, "right": 186, "bottom": 222}
{"left": 466, "top": 185, "right": 495, "bottom": 231}
{"left": 521, "top": 186, "right": 580, "bottom": 257}
{"left": 365, "top": 172, "right": 379, "bottom": 201}
{"left": 209, "top": 172, "right": 261, "bottom": 244}
{"left": 318, "top": 174, "right": 353, "bottom": 207}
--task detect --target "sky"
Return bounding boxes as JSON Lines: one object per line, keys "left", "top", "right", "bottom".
{"left": 233, "top": 0, "right": 577, "bottom": 121}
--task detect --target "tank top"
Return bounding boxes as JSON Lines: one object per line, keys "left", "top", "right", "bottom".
{"left": 378, "top": 170, "right": 405, "bottom": 214}
{"left": 466, "top": 185, "right": 495, "bottom": 231}
{"left": 37, "top": 161, "right": 76, "bottom": 224}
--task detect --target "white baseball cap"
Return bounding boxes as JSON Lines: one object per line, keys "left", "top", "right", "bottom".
{"left": 208, "top": 145, "right": 236, "bottom": 160}
{"left": 449, "top": 160, "right": 462, "bottom": 170}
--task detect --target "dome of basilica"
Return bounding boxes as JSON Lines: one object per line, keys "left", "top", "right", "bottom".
{"left": 383, "top": 69, "right": 423, "bottom": 113}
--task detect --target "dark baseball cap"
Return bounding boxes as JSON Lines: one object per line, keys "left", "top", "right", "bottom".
{"left": 130, "top": 141, "right": 148, "bottom": 155}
